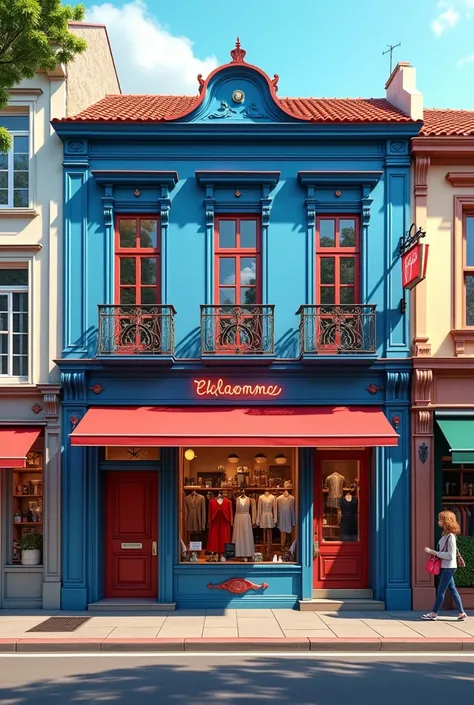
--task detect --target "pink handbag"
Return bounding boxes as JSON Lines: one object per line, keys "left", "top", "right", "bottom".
{"left": 425, "top": 555, "right": 441, "bottom": 575}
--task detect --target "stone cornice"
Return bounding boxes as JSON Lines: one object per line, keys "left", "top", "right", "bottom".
{"left": 412, "top": 136, "right": 474, "bottom": 164}
{"left": 445, "top": 171, "right": 474, "bottom": 187}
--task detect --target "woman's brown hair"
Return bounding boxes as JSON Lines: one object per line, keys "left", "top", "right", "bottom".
{"left": 438, "top": 510, "right": 461, "bottom": 535}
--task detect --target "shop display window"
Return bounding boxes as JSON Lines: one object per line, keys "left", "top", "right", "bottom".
{"left": 442, "top": 457, "right": 474, "bottom": 537}
{"left": 179, "top": 447, "right": 298, "bottom": 564}
{"left": 11, "top": 451, "right": 43, "bottom": 564}
{"left": 321, "top": 459, "right": 360, "bottom": 543}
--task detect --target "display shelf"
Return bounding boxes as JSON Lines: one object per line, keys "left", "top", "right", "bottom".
{"left": 442, "top": 496, "right": 474, "bottom": 501}
{"left": 184, "top": 485, "right": 293, "bottom": 491}
{"left": 13, "top": 494, "right": 42, "bottom": 498}
{"left": 12, "top": 451, "right": 44, "bottom": 565}
{"left": 13, "top": 522, "right": 42, "bottom": 526}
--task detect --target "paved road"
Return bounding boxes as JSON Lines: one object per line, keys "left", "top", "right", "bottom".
{"left": 0, "top": 653, "right": 473, "bottom": 704}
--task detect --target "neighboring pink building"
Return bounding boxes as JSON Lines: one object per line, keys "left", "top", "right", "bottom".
{"left": 411, "top": 106, "right": 474, "bottom": 610}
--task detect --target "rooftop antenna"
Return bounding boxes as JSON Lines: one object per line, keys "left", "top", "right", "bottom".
{"left": 382, "top": 42, "right": 401, "bottom": 75}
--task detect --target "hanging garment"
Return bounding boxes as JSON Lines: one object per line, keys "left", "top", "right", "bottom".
{"left": 325, "top": 472, "right": 346, "bottom": 508}
{"left": 184, "top": 492, "right": 206, "bottom": 533}
{"left": 207, "top": 497, "right": 233, "bottom": 553}
{"left": 257, "top": 493, "right": 277, "bottom": 528}
{"left": 232, "top": 496, "right": 255, "bottom": 557}
{"left": 340, "top": 495, "right": 358, "bottom": 541}
{"left": 277, "top": 493, "right": 296, "bottom": 533}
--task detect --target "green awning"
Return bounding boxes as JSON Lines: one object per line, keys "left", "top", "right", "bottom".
{"left": 437, "top": 419, "right": 474, "bottom": 463}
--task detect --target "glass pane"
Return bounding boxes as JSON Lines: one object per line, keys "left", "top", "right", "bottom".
{"left": 13, "top": 136, "right": 28, "bottom": 153}
{"left": 13, "top": 313, "right": 28, "bottom": 333}
{"left": 13, "top": 172, "right": 28, "bottom": 189}
{"left": 12, "top": 293, "right": 28, "bottom": 312}
{"left": 0, "top": 354, "right": 7, "bottom": 374}
{"left": 219, "top": 288, "right": 235, "bottom": 305}
{"left": 240, "top": 257, "right": 256, "bottom": 285}
{"left": 119, "top": 220, "right": 136, "bottom": 248}
{"left": 0, "top": 294, "right": 7, "bottom": 312}
{"left": 0, "top": 313, "right": 6, "bottom": 332}
{"left": 319, "top": 220, "right": 335, "bottom": 247}
{"left": 120, "top": 288, "right": 136, "bottom": 305}
{"left": 13, "top": 355, "right": 28, "bottom": 376}
{"left": 320, "top": 287, "right": 335, "bottom": 305}
{"left": 0, "top": 334, "right": 7, "bottom": 353}
{"left": 140, "top": 219, "right": 158, "bottom": 248}
{"left": 218, "top": 220, "right": 236, "bottom": 248}
{"left": 0, "top": 270, "right": 27, "bottom": 286}
{"left": 0, "top": 153, "right": 7, "bottom": 169}
{"left": 219, "top": 258, "right": 235, "bottom": 285}
{"left": 340, "top": 287, "right": 355, "bottom": 304}
{"left": 320, "top": 257, "right": 335, "bottom": 284}
{"left": 13, "top": 334, "right": 28, "bottom": 354}
{"left": 13, "top": 153, "right": 28, "bottom": 170}
{"left": 141, "top": 287, "right": 157, "bottom": 304}
{"left": 340, "top": 219, "right": 356, "bottom": 247}
{"left": 141, "top": 257, "right": 157, "bottom": 285}
{"left": 240, "top": 220, "right": 257, "bottom": 248}
{"left": 466, "top": 275, "right": 474, "bottom": 326}
{"left": 340, "top": 258, "right": 355, "bottom": 284}
{"left": 13, "top": 190, "right": 28, "bottom": 207}
{"left": 120, "top": 258, "right": 136, "bottom": 285}
{"left": 466, "top": 217, "right": 474, "bottom": 267}
{"left": 0, "top": 190, "right": 7, "bottom": 205}
{"left": 0, "top": 172, "right": 7, "bottom": 188}
{"left": 240, "top": 287, "right": 256, "bottom": 305}
{"left": 322, "top": 460, "right": 359, "bottom": 543}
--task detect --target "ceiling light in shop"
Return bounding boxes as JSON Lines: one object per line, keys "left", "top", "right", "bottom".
{"left": 228, "top": 453, "right": 239, "bottom": 463}
{"left": 184, "top": 449, "right": 196, "bottom": 461}
{"left": 254, "top": 453, "right": 267, "bottom": 464}
{"left": 275, "top": 453, "right": 287, "bottom": 465}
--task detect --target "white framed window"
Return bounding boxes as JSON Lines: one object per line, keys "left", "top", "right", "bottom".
{"left": 0, "top": 269, "right": 28, "bottom": 377}
{"left": 0, "top": 114, "right": 30, "bottom": 209}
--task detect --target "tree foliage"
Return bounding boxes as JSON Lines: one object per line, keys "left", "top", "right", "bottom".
{"left": 0, "top": 0, "right": 87, "bottom": 152}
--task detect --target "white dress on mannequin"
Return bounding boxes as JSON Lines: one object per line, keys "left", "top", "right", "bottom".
{"left": 232, "top": 495, "right": 255, "bottom": 557}
{"left": 257, "top": 493, "right": 277, "bottom": 528}
{"left": 277, "top": 493, "right": 296, "bottom": 533}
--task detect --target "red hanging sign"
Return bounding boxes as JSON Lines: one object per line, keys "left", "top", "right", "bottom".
{"left": 402, "top": 242, "right": 429, "bottom": 290}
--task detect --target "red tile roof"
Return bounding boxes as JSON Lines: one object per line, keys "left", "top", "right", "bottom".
{"left": 57, "top": 94, "right": 414, "bottom": 124}
{"left": 421, "top": 108, "right": 474, "bottom": 136}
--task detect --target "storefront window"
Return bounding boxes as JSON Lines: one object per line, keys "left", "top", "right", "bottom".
{"left": 11, "top": 451, "right": 43, "bottom": 564}
{"left": 321, "top": 459, "right": 359, "bottom": 543}
{"left": 180, "top": 447, "right": 297, "bottom": 563}
{"left": 442, "top": 457, "right": 474, "bottom": 536}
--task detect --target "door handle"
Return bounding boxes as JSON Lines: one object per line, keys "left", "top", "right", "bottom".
{"left": 152, "top": 541, "right": 157, "bottom": 556}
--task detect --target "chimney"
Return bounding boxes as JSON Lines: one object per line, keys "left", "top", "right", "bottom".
{"left": 385, "top": 62, "right": 423, "bottom": 120}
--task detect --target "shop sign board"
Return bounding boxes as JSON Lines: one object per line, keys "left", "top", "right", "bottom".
{"left": 224, "top": 543, "right": 236, "bottom": 559}
{"left": 193, "top": 378, "right": 282, "bottom": 398}
{"left": 402, "top": 242, "right": 429, "bottom": 290}
{"left": 189, "top": 541, "right": 202, "bottom": 551}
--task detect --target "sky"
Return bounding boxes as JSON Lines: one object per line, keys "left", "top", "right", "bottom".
{"left": 76, "top": 0, "right": 474, "bottom": 109}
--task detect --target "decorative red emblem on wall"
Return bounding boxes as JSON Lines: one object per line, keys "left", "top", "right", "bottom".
{"left": 70, "top": 415, "right": 79, "bottom": 428}
{"left": 31, "top": 403, "right": 43, "bottom": 414}
{"left": 366, "top": 384, "right": 383, "bottom": 395}
{"left": 88, "top": 384, "right": 104, "bottom": 395}
{"left": 392, "top": 415, "right": 401, "bottom": 430}
{"left": 207, "top": 578, "right": 269, "bottom": 594}
{"left": 230, "top": 37, "right": 246, "bottom": 63}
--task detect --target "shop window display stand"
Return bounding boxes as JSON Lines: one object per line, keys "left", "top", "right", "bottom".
{"left": 11, "top": 451, "right": 43, "bottom": 564}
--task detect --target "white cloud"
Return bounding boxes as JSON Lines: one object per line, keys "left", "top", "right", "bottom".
{"left": 431, "top": 7, "right": 460, "bottom": 35}
{"left": 458, "top": 52, "right": 474, "bottom": 65}
{"left": 86, "top": 1, "right": 218, "bottom": 94}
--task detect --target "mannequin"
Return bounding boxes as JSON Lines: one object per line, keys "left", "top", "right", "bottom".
{"left": 184, "top": 490, "right": 206, "bottom": 537}
{"left": 277, "top": 490, "right": 296, "bottom": 549}
{"left": 257, "top": 490, "right": 277, "bottom": 549}
{"left": 207, "top": 492, "right": 233, "bottom": 554}
{"left": 340, "top": 489, "right": 358, "bottom": 542}
{"left": 325, "top": 470, "right": 346, "bottom": 508}
{"left": 232, "top": 489, "right": 256, "bottom": 558}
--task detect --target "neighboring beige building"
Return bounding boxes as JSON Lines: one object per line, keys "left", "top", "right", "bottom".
{"left": 410, "top": 110, "right": 474, "bottom": 610}
{"left": 0, "top": 23, "right": 119, "bottom": 609}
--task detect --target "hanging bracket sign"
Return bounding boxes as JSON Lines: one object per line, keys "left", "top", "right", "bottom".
{"left": 399, "top": 223, "right": 429, "bottom": 290}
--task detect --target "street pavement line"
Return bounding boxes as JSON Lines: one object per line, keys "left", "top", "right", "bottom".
{"left": 0, "top": 652, "right": 473, "bottom": 658}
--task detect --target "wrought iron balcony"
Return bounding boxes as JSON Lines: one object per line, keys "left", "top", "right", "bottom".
{"left": 201, "top": 305, "right": 275, "bottom": 356}
{"left": 298, "top": 304, "right": 376, "bottom": 355}
{"left": 98, "top": 305, "right": 175, "bottom": 356}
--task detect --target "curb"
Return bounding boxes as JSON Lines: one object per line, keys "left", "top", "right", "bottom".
{"left": 0, "top": 637, "right": 473, "bottom": 652}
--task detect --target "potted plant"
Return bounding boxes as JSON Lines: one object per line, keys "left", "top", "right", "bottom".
{"left": 20, "top": 531, "right": 43, "bottom": 566}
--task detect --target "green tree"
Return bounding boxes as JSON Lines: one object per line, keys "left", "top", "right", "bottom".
{"left": 0, "top": 0, "right": 87, "bottom": 153}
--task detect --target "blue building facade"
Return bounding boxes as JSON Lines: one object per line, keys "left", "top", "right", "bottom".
{"left": 53, "top": 43, "right": 419, "bottom": 611}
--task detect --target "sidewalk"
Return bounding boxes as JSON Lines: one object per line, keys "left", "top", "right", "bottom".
{"left": 0, "top": 609, "right": 473, "bottom": 652}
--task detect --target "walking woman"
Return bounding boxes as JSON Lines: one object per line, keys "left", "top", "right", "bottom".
{"left": 422, "top": 510, "right": 467, "bottom": 621}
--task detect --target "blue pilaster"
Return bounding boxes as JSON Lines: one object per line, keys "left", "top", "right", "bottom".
{"left": 300, "top": 448, "right": 314, "bottom": 601}
{"left": 159, "top": 448, "right": 178, "bottom": 603}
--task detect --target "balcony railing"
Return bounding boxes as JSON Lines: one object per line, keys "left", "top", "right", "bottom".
{"left": 98, "top": 305, "right": 175, "bottom": 356}
{"left": 298, "top": 304, "right": 376, "bottom": 355}
{"left": 201, "top": 305, "right": 274, "bottom": 356}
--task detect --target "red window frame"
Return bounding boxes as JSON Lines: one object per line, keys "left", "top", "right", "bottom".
{"left": 115, "top": 215, "right": 161, "bottom": 306}
{"left": 316, "top": 215, "right": 360, "bottom": 305}
{"left": 214, "top": 215, "right": 261, "bottom": 306}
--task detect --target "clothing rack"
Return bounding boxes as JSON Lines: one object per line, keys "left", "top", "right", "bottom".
{"left": 442, "top": 502, "right": 474, "bottom": 537}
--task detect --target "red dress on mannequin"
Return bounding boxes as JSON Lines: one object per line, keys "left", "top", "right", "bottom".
{"left": 207, "top": 497, "right": 233, "bottom": 553}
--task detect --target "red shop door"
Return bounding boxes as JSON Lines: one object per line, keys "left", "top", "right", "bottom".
{"left": 105, "top": 471, "right": 158, "bottom": 598}
{"left": 313, "top": 451, "right": 369, "bottom": 589}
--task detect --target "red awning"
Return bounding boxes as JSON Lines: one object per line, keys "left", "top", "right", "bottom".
{"left": 0, "top": 427, "right": 42, "bottom": 467}
{"left": 70, "top": 406, "right": 398, "bottom": 447}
